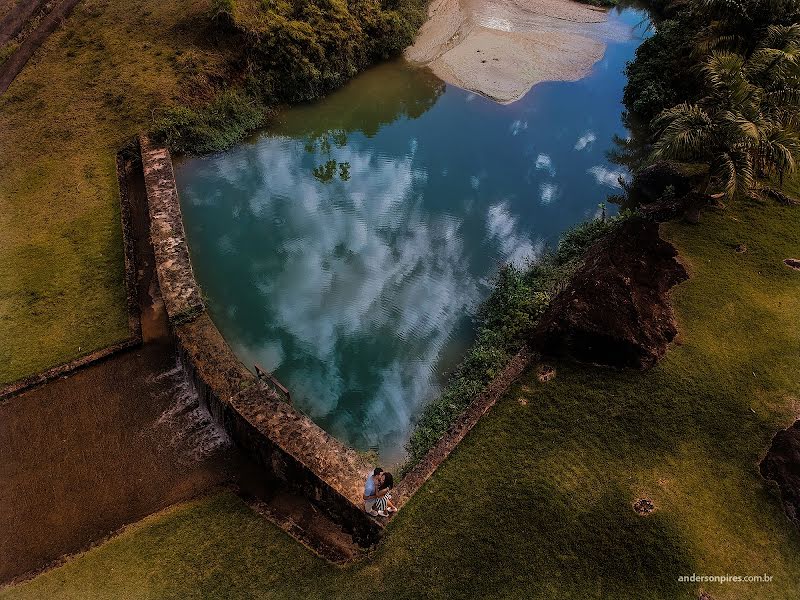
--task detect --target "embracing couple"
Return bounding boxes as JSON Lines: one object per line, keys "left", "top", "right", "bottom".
{"left": 363, "top": 467, "right": 398, "bottom": 517}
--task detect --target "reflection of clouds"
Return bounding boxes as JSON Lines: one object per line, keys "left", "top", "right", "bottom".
{"left": 540, "top": 182, "right": 558, "bottom": 205}
{"left": 574, "top": 131, "right": 596, "bottom": 151}
{"left": 510, "top": 120, "right": 528, "bottom": 136}
{"left": 535, "top": 153, "right": 555, "bottom": 176}
{"left": 486, "top": 202, "right": 540, "bottom": 267}
{"left": 225, "top": 138, "right": 481, "bottom": 449}
{"left": 237, "top": 340, "right": 285, "bottom": 372}
{"left": 588, "top": 165, "right": 626, "bottom": 189}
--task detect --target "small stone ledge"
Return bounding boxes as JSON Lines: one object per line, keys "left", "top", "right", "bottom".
{"left": 231, "top": 387, "right": 382, "bottom": 545}
{"left": 175, "top": 314, "right": 255, "bottom": 405}
{"left": 173, "top": 315, "right": 381, "bottom": 545}
{"left": 140, "top": 136, "right": 204, "bottom": 323}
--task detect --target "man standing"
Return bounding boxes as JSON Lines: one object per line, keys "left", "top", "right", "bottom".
{"left": 363, "top": 467, "right": 384, "bottom": 516}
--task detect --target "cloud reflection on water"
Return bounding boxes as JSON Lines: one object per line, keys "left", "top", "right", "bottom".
{"left": 206, "top": 138, "right": 489, "bottom": 453}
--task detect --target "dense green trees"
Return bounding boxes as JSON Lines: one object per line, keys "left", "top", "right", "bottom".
{"left": 625, "top": 0, "right": 800, "bottom": 202}
{"left": 214, "top": 0, "right": 425, "bottom": 103}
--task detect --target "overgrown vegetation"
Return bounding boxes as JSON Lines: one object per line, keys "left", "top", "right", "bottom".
{"left": 405, "top": 217, "right": 622, "bottom": 468}
{"left": 154, "top": 0, "right": 426, "bottom": 154}
{"left": 623, "top": 0, "right": 800, "bottom": 200}
{"left": 154, "top": 90, "right": 269, "bottom": 154}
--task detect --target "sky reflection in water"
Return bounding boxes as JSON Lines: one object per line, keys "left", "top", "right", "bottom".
{"left": 175, "top": 8, "right": 649, "bottom": 460}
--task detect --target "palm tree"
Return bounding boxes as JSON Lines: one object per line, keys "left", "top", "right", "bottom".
{"left": 650, "top": 24, "right": 800, "bottom": 201}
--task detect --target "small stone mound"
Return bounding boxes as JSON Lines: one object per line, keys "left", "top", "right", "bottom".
{"left": 517, "top": 397, "right": 528, "bottom": 406}
{"left": 633, "top": 497, "right": 655, "bottom": 516}
{"left": 760, "top": 419, "right": 800, "bottom": 526}
{"left": 784, "top": 258, "right": 800, "bottom": 271}
{"left": 735, "top": 244, "right": 747, "bottom": 253}
{"left": 699, "top": 592, "right": 715, "bottom": 600}
{"left": 537, "top": 365, "right": 556, "bottom": 383}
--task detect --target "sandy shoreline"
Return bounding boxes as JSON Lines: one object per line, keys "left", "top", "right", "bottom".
{"left": 405, "top": 0, "right": 629, "bottom": 104}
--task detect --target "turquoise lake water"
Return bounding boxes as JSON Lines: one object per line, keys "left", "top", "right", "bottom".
{"left": 175, "top": 7, "right": 650, "bottom": 460}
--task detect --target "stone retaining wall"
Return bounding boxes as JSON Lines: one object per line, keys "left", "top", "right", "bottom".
{"left": 139, "top": 136, "right": 382, "bottom": 546}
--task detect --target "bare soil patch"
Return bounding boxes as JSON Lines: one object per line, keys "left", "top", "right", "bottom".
{"left": 784, "top": 258, "right": 800, "bottom": 271}
{"left": 633, "top": 497, "right": 655, "bottom": 516}
{"left": 0, "top": 340, "right": 235, "bottom": 584}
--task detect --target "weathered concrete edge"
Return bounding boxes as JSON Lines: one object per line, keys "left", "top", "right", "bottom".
{"left": 138, "top": 136, "right": 383, "bottom": 546}
{"left": 394, "top": 347, "right": 535, "bottom": 506}
{"left": 139, "top": 136, "right": 205, "bottom": 323}
{"left": 0, "top": 149, "right": 144, "bottom": 402}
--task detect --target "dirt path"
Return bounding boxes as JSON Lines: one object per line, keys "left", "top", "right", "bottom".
{"left": 0, "top": 0, "right": 48, "bottom": 46}
{"left": 0, "top": 340, "right": 236, "bottom": 583}
{"left": 0, "top": 0, "right": 82, "bottom": 95}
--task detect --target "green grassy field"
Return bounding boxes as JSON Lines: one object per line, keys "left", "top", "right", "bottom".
{"left": 0, "top": 0, "right": 225, "bottom": 383}
{"left": 4, "top": 198, "right": 799, "bottom": 599}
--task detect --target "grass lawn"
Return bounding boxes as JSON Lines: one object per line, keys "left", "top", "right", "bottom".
{"left": 3, "top": 197, "right": 799, "bottom": 598}
{"left": 0, "top": 0, "right": 226, "bottom": 382}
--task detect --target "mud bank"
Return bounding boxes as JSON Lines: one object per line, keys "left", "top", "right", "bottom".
{"left": 406, "top": 0, "right": 629, "bottom": 103}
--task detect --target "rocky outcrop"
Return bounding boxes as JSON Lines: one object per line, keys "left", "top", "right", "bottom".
{"left": 760, "top": 420, "right": 800, "bottom": 527}
{"left": 532, "top": 218, "right": 688, "bottom": 370}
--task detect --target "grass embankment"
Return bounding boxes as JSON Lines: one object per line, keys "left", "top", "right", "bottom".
{"left": 406, "top": 218, "right": 619, "bottom": 469}
{"left": 5, "top": 198, "right": 799, "bottom": 599}
{"left": 0, "top": 0, "right": 228, "bottom": 382}
{"left": 0, "top": 0, "right": 424, "bottom": 383}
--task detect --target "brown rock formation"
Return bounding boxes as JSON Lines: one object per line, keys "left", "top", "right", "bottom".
{"left": 760, "top": 420, "right": 800, "bottom": 527}
{"left": 532, "top": 218, "right": 688, "bottom": 370}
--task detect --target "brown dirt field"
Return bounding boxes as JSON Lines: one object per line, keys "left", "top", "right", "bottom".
{"left": 0, "top": 338, "right": 236, "bottom": 584}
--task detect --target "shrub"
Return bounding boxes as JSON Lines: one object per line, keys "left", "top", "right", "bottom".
{"left": 152, "top": 90, "right": 270, "bottom": 154}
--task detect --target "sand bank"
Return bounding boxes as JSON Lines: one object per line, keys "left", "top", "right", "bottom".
{"left": 406, "top": 0, "right": 630, "bottom": 103}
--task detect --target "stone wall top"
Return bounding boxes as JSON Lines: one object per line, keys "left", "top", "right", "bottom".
{"left": 232, "top": 385, "right": 373, "bottom": 506}
{"left": 140, "top": 136, "right": 204, "bottom": 323}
